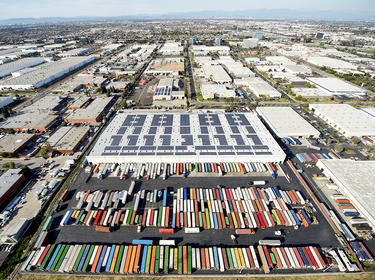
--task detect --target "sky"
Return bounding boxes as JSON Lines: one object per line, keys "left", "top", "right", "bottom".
{"left": 0, "top": 0, "right": 374, "bottom": 19}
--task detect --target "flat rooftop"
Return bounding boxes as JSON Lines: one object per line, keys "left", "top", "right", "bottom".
{"left": 306, "top": 77, "right": 365, "bottom": 96}
{"left": 0, "top": 57, "right": 46, "bottom": 78}
{"left": 87, "top": 112, "right": 286, "bottom": 164}
{"left": 309, "top": 104, "right": 375, "bottom": 137}
{"left": 54, "top": 126, "right": 90, "bottom": 152}
{"left": 0, "top": 134, "right": 34, "bottom": 154}
{"left": 317, "top": 159, "right": 375, "bottom": 229}
{"left": 0, "top": 111, "right": 58, "bottom": 131}
{"left": 0, "top": 169, "right": 23, "bottom": 199}
{"left": 257, "top": 107, "right": 320, "bottom": 138}
{"left": 64, "top": 97, "right": 113, "bottom": 122}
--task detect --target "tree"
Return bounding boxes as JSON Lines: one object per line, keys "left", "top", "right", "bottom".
{"left": 40, "top": 148, "right": 49, "bottom": 159}
{"left": 8, "top": 162, "right": 15, "bottom": 169}
{"left": 20, "top": 166, "right": 31, "bottom": 176}
{"left": 352, "top": 137, "right": 361, "bottom": 145}
{"left": 334, "top": 143, "right": 344, "bottom": 153}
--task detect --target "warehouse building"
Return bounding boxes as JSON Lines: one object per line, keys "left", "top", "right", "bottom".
{"left": 309, "top": 104, "right": 375, "bottom": 137}
{"left": 306, "top": 77, "right": 366, "bottom": 97}
{"left": 242, "top": 38, "right": 259, "bottom": 48}
{"left": 218, "top": 56, "right": 255, "bottom": 78}
{"left": 306, "top": 56, "right": 356, "bottom": 70}
{"left": 360, "top": 107, "right": 375, "bottom": 120}
{"left": 145, "top": 57, "right": 184, "bottom": 76}
{"left": 59, "top": 48, "right": 90, "bottom": 57}
{"left": 0, "top": 134, "right": 36, "bottom": 155}
{"left": 67, "top": 96, "right": 91, "bottom": 110}
{"left": 0, "top": 57, "right": 46, "bottom": 79}
{"left": 86, "top": 112, "right": 286, "bottom": 164}
{"left": 291, "top": 87, "right": 331, "bottom": 99}
{"left": 257, "top": 106, "right": 320, "bottom": 138}
{"left": 64, "top": 96, "right": 113, "bottom": 124}
{"left": 22, "top": 95, "right": 66, "bottom": 112}
{"left": 45, "top": 126, "right": 90, "bottom": 154}
{"left": 0, "top": 56, "right": 96, "bottom": 90}
{"left": 317, "top": 159, "right": 375, "bottom": 230}
{"left": 159, "top": 41, "right": 183, "bottom": 56}
{"left": 191, "top": 45, "right": 230, "bottom": 55}
{"left": 0, "top": 111, "right": 58, "bottom": 132}
{"left": 234, "top": 77, "right": 281, "bottom": 98}
{"left": 200, "top": 84, "right": 236, "bottom": 100}
{"left": 201, "top": 65, "right": 232, "bottom": 84}
{"left": 0, "top": 169, "right": 25, "bottom": 209}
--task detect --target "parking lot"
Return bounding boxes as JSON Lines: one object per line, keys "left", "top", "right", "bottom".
{"left": 45, "top": 162, "right": 340, "bottom": 253}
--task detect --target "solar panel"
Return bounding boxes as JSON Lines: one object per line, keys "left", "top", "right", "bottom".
{"left": 133, "top": 115, "right": 146, "bottom": 126}
{"left": 237, "top": 152, "right": 254, "bottom": 155}
{"left": 247, "top": 135, "right": 262, "bottom": 145}
{"left": 133, "top": 126, "right": 142, "bottom": 134}
{"left": 127, "top": 135, "right": 139, "bottom": 146}
{"left": 122, "top": 146, "right": 139, "bottom": 151}
{"left": 218, "top": 152, "right": 236, "bottom": 155}
{"left": 180, "top": 126, "right": 190, "bottom": 134}
{"left": 255, "top": 151, "right": 272, "bottom": 155}
{"left": 175, "top": 145, "right": 188, "bottom": 150}
{"left": 215, "top": 126, "right": 224, "bottom": 134}
{"left": 195, "top": 146, "right": 216, "bottom": 150}
{"left": 140, "top": 146, "right": 156, "bottom": 150}
{"left": 181, "top": 135, "right": 193, "bottom": 145}
{"left": 102, "top": 152, "right": 119, "bottom": 156}
{"left": 138, "top": 152, "right": 156, "bottom": 155}
{"left": 104, "top": 146, "right": 121, "bottom": 151}
{"left": 253, "top": 145, "right": 269, "bottom": 150}
{"left": 230, "top": 135, "right": 245, "bottom": 145}
{"left": 200, "top": 126, "right": 209, "bottom": 134}
{"left": 160, "top": 135, "right": 171, "bottom": 145}
{"left": 158, "top": 146, "right": 174, "bottom": 150}
{"left": 175, "top": 152, "right": 196, "bottom": 155}
{"left": 180, "top": 114, "right": 190, "bottom": 126}
{"left": 157, "top": 152, "right": 174, "bottom": 156}
{"left": 245, "top": 126, "right": 255, "bottom": 134}
{"left": 230, "top": 126, "right": 240, "bottom": 134}
{"left": 164, "top": 126, "right": 172, "bottom": 134}
{"left": 197, "top": 135, "right": 211, "bottom": 145}
{"left": 214, "top": 135, "right": 228, "bottom": 145}
{"left": 217, "top": 145, "right": 234, "bottom": 150}
{"left": 110, "top": 135, "right": 123, "bottom": 146}
{"left": 120, "top": 152, "right": 137, "bottom": 155}
{"left": 148, "top": 127, "right": 157, "bottom": 134}
{"left": 143, "top": 135, "right": 155, "bottom": 145}
{"left": 200, "top": 152, "right": 217, "bottom": 155}
{"left": 117, "top": 127, "right": 127, "bottom": 134}
{"left": 234, "top": 145, "right": 252, "bottom": 150}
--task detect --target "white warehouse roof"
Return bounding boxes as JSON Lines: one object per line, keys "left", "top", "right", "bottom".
{"left": 306, "top": 56, "right": 356, "bottom": 70}
{"left": 316, "top": 159, "right": 375, "bottom": 230}
{"left": 309, "top": 104, "right": 375, "bottom": 137}
{"left": 0, "top": 56, "right": 95, "bottom": 90}
{"left": 306, "top": 77, "right": 366, "bottom": 97}
{"left": 257, "top": 106, "right": 320, "bottom": 138}
{"left": 0, "top": 57, "right": 46, "bottom": 78}
{"left": 87, "top": 112, "right": 286, "bottom": 164}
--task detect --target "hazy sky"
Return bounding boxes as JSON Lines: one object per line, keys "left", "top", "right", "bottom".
{"left": 1, "top": 0, "right": 374, "bottom": 19}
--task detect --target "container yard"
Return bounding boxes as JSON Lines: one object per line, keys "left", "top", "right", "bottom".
{"left": 23, "top": 241, "right": 331, "bottom": 274}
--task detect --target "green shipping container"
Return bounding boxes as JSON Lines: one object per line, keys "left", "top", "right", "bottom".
{"left": 73, "top": 245, "right": 86, "bottom": 271}
{"left": 51, "top": 244, "right": 66, "bottom": 271}
{"left": 145, "top": 245, "right": 152, "bottom": 274}
{"left": 155, "top": 246, "right": 160, "bottom": 274}
{"left": 187, "top": 246, "right": 192, "bottom": 274}
{"left": 226, "top": 248, "right": 234, "bottom": 269}
{"left": 82, "top": 245, "right": 95, "bottom": 272}
{"left": 178, "top": 246, "right": 183, "bottom": 274}
{"left": 163, "top": 246, "right": 169, "bottom": 274}
{"left": 115, "top": 245, "right": 124, "bottom": 273}
{"left": 40, "top": 244, "right": 56, "bottom": 271}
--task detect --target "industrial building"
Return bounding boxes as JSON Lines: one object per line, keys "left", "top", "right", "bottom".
{"left": 257, "top": 106, "right": 320, "bottom": 138}
{"left": 0, "top": 169, "right": 25, "bottom": 209}
{"left": 59, "top": 48, "right": 90, "bottom": 57}
{"left": 0, "top": 96, "right": 13, "bottom": 109}
{"left": 145, "top": 57, "right": 184, "bottom": 76}
{"left": 306, "top": 56, "right": 356, "bottom": 70}
{"left": 291, "top": 87, "right": 332, "bottom": 99}
{"left": 191, "top": 45, "right": 230, "bottom": 56}
{"left": 86, "top": 112, "right": 286, "bottom": 164}
{"left": 64, "top": 97, "right": 113, "bottom": 124}
{"left": 159, "top": 41, "right": 183, "bottom": 56}
{"left": 316, "top": 159, "right": 375, "bottom": 230}
{"left": 153, "top": 78, "right": 185, "bottom": 101}
{"left": 44, "top": 126, "right": 90, "bottom": 154}
{"left": 218, "top": 56, "right": 255, "bottom": 78}
{"left": 0, "top": 111, "right": 58, "bottom": 132}
{"left": 360, "top": 107, "right": 375, "bottom": 120}
{"left": 54, "top": 74, "right": 107, "bottom": 93}
{"left": 309, "top": 104, "right": 375, "bottom": 137}
{"left": 200, "top": 84, "right": 236, "bottom": 100}
{"left": 0, "top": 134, "right": 36, "bottom": 155}
{"left": 234, "top": 77, "right": 281, "bottom": 98}
{"left": 306, "top": 77, "right": 366, "bottom": 97}
{"left": 22, "top": 95, "right": 66, "bottom": 112}
{"left": 242, "top": 38, "right": 259, "bottom": 48}
{"left": 0, "top": 57, "right": 46, "bottom": 79}
{"left": 201, "top": 65, "right": 232, "bottom": 84}
{"left": 67, "top": 96, "right": 91, "bottom": 110}
{"left": 0, "top": 56, "right": 96, "bottom": 90}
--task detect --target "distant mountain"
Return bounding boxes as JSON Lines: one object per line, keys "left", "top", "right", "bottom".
{"left": 0, "top": 8, "right": 374, "bottom": 25}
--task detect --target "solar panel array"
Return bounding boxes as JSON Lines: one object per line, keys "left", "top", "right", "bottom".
{"left": 88, "top": 112, "right": 286, "bottom": 162}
